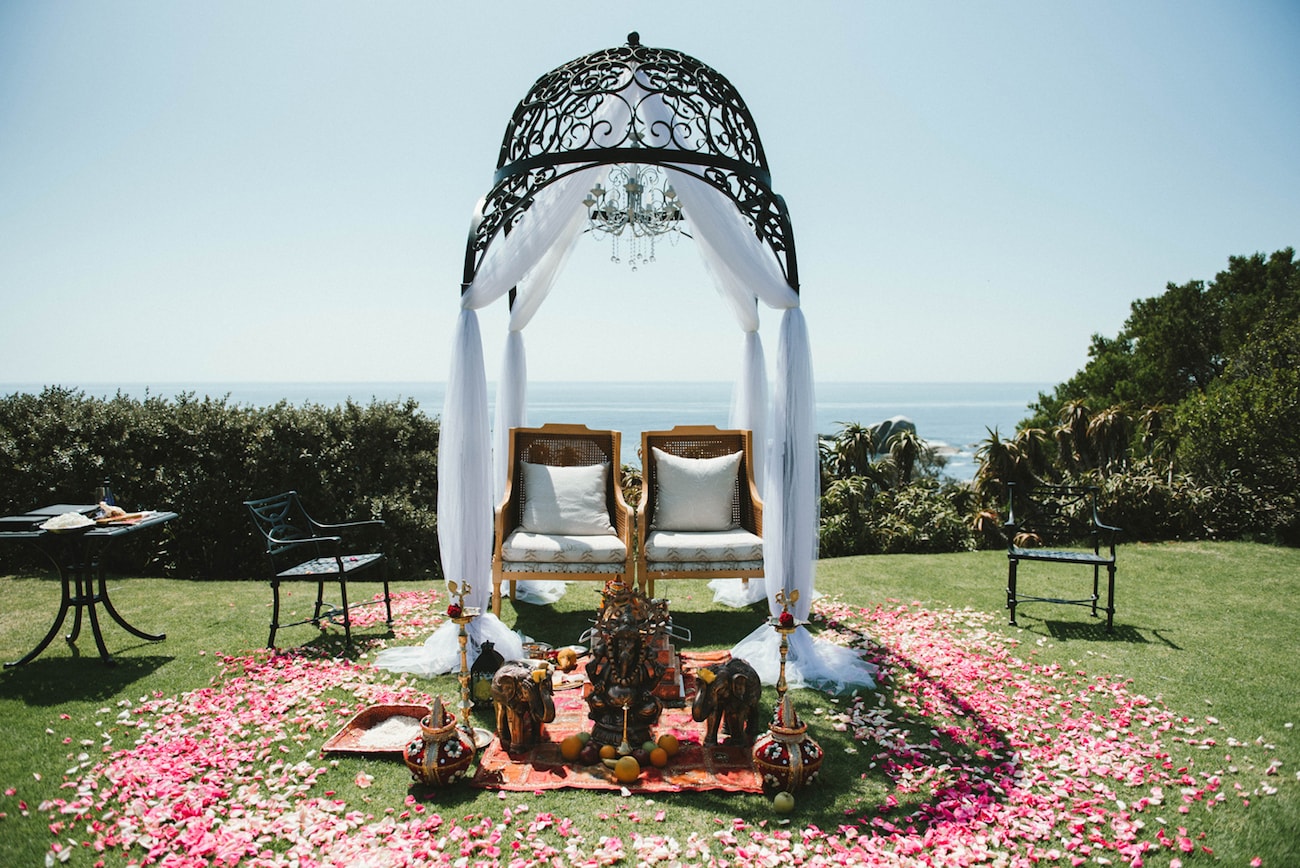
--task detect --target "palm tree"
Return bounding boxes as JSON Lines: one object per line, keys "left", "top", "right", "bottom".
{"left": 1051, "top": 426, "right": 1075, "bottom": 474}
{"left": 1058, "top": 399, "right": 1093, "bottom": 470}
{"left": 888, "top": 428, "right": 925, "bottom": 486}
{"left": 1137, "top": 405, "right": 1164, "bottom": 454}
{"left": 1013, "top": 427, "right": 1052, "bottom": 481}
{"left": 821, "top": 475, "right": 877, "bottom": 553}
{"left": 975, "top": 427, "right": 1017, "bottom": 503}
{"left": 1137, "top": 404, "right": 1175, "bottom": 482}
{"left": 975, "top": 425, "right": 1052, "bottom": 505}
{"left": 826, "top": 422, "right": 876, "bottom": 479}
{"left": 1087, "top": 405, "right": 1132, "bottom": 475}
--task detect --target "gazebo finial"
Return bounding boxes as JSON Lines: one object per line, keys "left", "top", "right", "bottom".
{"left": 627, "top": 31, "right": 640, "bottom": 47}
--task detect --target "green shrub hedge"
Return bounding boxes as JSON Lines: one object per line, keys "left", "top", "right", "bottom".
{"left": 820, "top": 477, "right": 977, "bottom": 557}
{"left": 0, "top": 388, "right": 440, "bottom": 580}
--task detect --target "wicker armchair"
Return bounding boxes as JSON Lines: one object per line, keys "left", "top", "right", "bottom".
{"left": 492, "top": 424, "right": 633, "bottom": 615}
{"left": 636, "top": 426, "right": 764, "bottom": 598}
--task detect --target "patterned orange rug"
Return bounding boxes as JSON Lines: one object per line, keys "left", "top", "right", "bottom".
{"left": 471, "top": 651, "right": 763, "bottom": 793}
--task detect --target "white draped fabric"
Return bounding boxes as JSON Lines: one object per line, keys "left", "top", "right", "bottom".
{"left": 492, "top": 196, "right": 589, "bottom": 607}
{"left": 730, "top": 331, "right": 769, "bottom": 483}
{"left": 373, "top": 308, "right": 526, "bottom": 674}
{"left": 493, "top": 330, "right": 527, "bottom": 499}
{"left": 375, "top": 165, "right": 604, "bottom": 675}
{"left": 730, "top": 308, "right": 878, "bottom": 692}
{"left": 378, "top": 86, "right": 875, "bottom": 694}
{"left": 492, "top": 332, "right": 567, "bottom": 607}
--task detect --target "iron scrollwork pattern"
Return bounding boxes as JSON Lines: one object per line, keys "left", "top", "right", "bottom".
{"left": 462, "top": 33, "right": 799, "bottom": 292}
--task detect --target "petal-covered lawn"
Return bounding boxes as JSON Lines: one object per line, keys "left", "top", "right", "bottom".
{"left": 25, "top": 591, "right": 1283, "bottom": 867}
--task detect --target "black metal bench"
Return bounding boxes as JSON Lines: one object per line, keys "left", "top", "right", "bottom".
{"left": 1004, "top": 483, "right": 1121, "bottom": 631}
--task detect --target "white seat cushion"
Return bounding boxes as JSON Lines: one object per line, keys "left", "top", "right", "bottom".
{"left": 502, "top": 530, "right": 627, "bottom": 565}
{"left": 643, "top": 529, "right": 763, "bottom": 564}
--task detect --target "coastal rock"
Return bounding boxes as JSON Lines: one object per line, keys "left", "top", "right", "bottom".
{"left": 870, "top": 416, "right": 916, "bottom": 454}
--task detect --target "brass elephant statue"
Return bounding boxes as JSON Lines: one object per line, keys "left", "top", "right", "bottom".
{"left": 691, "top": 657, "right": 762, "bottom": 745}
{"left": 491, "top": 659, "right": 556, "bottom": 752}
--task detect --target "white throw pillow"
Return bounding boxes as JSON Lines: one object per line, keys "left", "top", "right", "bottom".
{"left": 520, "top": 461, "right": 615, "bottom": 536}
{"left": 651, "top": 447, "right": 742, "bottom": 531}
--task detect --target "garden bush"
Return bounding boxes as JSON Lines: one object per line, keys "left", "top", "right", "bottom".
{"left": 868, "top": 483, "right": 975, "bottom": 554}
{"left": 0, "top": 388, "right": 441, "bottom": 579}
{"left": 819, "top": 477, "right": 974, "bottom": 556}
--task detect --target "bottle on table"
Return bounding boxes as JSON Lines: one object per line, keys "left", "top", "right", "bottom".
{"left": 94, "top": 478, "right": 115, "bottom": 516}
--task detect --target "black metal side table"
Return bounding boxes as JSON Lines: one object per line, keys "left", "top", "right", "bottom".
{"left": 1, "top": 504, "right": 177, "bottom": 666}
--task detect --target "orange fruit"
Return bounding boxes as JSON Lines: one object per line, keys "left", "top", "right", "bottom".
{"left": 613, "top": 755, "right": 640, "bottom": 783}
{"left": 556, "top": 648, "right": 578, "bottom": 672}
{"left": 648, "top": 747, "right": 669, "bottom": 768}
{"left": 560, "top": 734, "right": 584, "bottom": 761}
{"left": 598, "top": 744, "right": 618, "bottom": 760}
{"left": 656, "top": 734, "right": 680, "bottom": 757}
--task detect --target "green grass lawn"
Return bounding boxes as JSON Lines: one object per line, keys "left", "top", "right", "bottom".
{"left": 2, "top": 542, "right": 1297, "bottom": 865}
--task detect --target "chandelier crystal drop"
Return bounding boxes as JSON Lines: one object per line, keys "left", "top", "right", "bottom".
{"left": 582, "top": 162, "right": 683, "bottom": 270}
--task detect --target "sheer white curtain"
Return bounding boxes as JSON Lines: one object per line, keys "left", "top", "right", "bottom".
{"left": 730, "top": 330, "right": 769, "bottom": 486}
{"left": 493, "top": 330, "right": 527, "bottom": 498}
{"left": 493, "top": 192, "right": 593, "bottom": 606}
{"left": 493, "top": 190, "right": 594, "bottom": 493}
{"left": 667, "top": 166, "right": 876, "bottom": 693}
{"left": 375, "top": 166, "right": 601, "bottom": 676}
{"left": 490, "top": 331, "right": 565, "bottom": 607}
{"left": 374, "top": 307, "right": 527, "bottom": 674}
{"left": 730, "top": 308, "right": 874, "bottom": 693}
{"left": 378, "top": 88, "right": 628, "bottom": 676}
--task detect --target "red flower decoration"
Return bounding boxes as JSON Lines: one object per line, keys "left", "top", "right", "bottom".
{"left": 446, "top": 603, "right": 462, "bottom": 619}
{"left": 778, "top": 611, "right": 795, "bottom": 629}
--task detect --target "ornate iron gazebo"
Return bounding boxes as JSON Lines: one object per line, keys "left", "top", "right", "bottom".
{"left": 462, "top": 32, "right": 800, "bottom": 292}
{"left": 379, "top": 33, "right": 876, "bottom": 697}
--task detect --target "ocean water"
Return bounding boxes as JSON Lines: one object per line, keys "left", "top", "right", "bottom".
{"left": 5, "top": 381, "right": 1049, "bottom": 483}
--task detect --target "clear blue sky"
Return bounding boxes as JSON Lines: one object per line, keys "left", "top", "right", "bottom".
{"left": 2, "top": 1, "right": 1297, "bottom": 386}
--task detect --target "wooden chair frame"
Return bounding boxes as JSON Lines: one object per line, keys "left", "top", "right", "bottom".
{"left": 492, "top": 424, "right": 633, "bottom": 615}
{"left": 636, "top": 425, "right": 764, "bottom": 598}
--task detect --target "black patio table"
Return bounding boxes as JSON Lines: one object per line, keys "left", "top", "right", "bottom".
{"left": 0, "top": 504, "right": 177, "bottom": 667}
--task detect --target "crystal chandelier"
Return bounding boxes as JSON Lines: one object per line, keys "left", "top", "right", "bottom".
{"left": 582, "top": 162, "right": 683, "bottom": 269}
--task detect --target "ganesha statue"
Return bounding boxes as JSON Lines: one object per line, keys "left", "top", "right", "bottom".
{"left": 585, "top": 582, "right": 666, "bottom": 749}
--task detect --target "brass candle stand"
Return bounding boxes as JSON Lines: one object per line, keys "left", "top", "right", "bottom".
{"left": 753, "top": 587, "right": 824, "bottom": 792}
{"left": 445, "top": 580, "right": 483, "bottom": 747}
{"left": 772, "top": 588, "right": 801, "bottom": 703}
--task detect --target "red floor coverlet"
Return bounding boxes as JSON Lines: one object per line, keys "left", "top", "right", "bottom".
{"left": 472, "top": 651, "right": 762, "bottom": 793}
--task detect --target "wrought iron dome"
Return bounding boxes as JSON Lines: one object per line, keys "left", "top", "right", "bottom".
{"left": 462, "top": 32, "right": 799, "bottom": 292}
